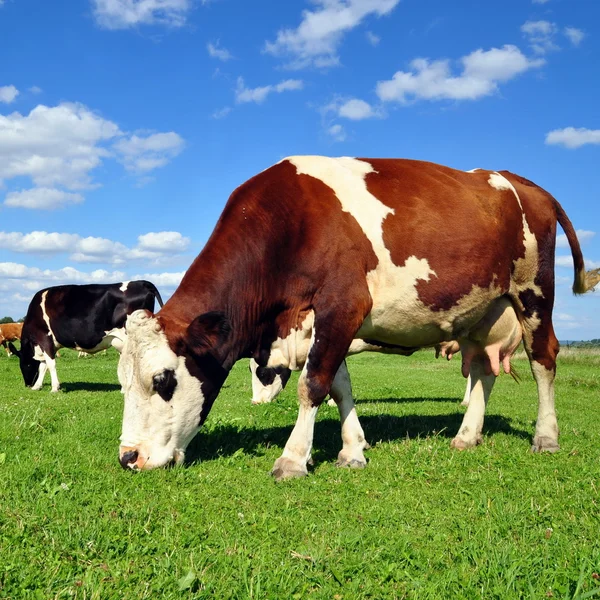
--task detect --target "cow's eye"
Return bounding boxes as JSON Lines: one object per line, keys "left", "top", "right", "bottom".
{"left": 152, "top": 369, "right": 176, "bottom": 402}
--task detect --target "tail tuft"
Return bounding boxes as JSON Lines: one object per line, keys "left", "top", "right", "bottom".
{"left": 583, "top": 268, "right": 600, "bottom": 293}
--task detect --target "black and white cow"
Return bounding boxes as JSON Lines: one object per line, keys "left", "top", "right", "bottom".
{"left": 10, "top": 281, "right": 163, "bottom": 392}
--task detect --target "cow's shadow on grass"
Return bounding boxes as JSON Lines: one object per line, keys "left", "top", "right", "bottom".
{"left": 60, "top": 382, "right": 121, "bottom": 393}
{"left": 184, "top": 411, "right": 531, "bottom": 467}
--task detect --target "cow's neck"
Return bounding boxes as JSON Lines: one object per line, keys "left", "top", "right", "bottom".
{"left": 159, "top": 234, "right": 274, "bottom": 369}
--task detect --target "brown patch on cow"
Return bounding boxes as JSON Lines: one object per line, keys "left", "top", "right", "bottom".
{"left": 361, "top": 159, "right": 525, "bottom": 311}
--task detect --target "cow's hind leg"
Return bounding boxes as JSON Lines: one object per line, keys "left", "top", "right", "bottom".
{"left": 330, "top": 360, "right": 369, "bottom": 468}
{"left": 451, "top": 358, "right": 495, "bottom": 449}
{"left": 523, "top": 316, "right": 560, "bottom": 453}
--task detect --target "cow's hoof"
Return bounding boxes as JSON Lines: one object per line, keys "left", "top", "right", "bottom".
{"left": 336, "top": 451, "right": 367, "bottom": 469}
{"left": 450, "top": 436, "right": 482, "bottom": 450}
{"left": 460, "top": 399, "right": 470, "bottom": 407}
{"left": 326, "top": 398, "right": 337, "bottom": 407}
{"left": 531, "top": 436, "right": 560, "bottom": 453}
{"left": 50, "top": 387, "right": 61, "bottom": 394}
{"left": 271, "top": 458, "right": 308, "bottom": 481}
{"left": 251, "top": 399, "right": 271, "bottom": 405}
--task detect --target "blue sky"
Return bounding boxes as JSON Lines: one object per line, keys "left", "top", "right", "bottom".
{"left": 0, "top": 0, "right": 599, "bottom": 339}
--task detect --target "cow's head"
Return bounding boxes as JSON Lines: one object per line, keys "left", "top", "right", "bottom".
{"left": 118, "top": 309, "right": 230, "bottom": 470}
{"left": 9, "top": 340, "right": 40, "bottom": 387}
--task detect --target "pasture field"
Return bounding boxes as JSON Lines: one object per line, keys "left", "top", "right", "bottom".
{"left": 1, "top": 348, "right": 599, "bottom": 599}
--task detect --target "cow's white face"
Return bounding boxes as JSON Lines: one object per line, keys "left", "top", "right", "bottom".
{"left": 118, "top": 310, "right": 206, "bottom": 470}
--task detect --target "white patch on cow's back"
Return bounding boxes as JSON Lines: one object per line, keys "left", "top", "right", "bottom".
{"left": 120, "top": 281, "right": 130, "bottom": 292}
{"left": 40, "top": 290, "right": 59, "bottom": 346}
{"left": 286, "top": 156, "right": 453, "bottom": 345}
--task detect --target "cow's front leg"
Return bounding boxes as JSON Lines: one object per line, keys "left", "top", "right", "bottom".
{"left": 331, "top": 360, "right": 369, "bottom": 468}
{"left": 451, "top": 358, "right": 495, "bottom": 449}
{"left": 272, "top": 294, "right": 370, "bottom": 481}
{"left": 44, "top": 354, "right": 61, "bottom": 392}
{"left": 31, "top": 362, "right": 48, "bottom": 390}
{"left": 271, "top": 374, "right": 318, "bottom": 480}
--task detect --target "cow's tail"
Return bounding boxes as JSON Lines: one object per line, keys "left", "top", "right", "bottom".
{"left": 144, "top": 281, "right": 165, "bottom": 308}
{"left": 553, "top": 198, "right": 599, "bottom": 294}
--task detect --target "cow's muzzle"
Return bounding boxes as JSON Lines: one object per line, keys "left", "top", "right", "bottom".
{"left": 119, "top": 449, "right": 140, "bottom": 470}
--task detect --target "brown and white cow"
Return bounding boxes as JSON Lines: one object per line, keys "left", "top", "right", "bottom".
{"left": 0, "top": 322, "right": 23, "bottom": 356}
{"left": 11, "top": 281, "right": 163, "bottom": 392}
{"left": 117, "top": 156, "right": 599, "bottom": 478}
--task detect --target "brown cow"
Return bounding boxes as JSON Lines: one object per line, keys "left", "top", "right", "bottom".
{"left": 116, "top": 157, "right": 599, "bottom": 477}
{"left": 0, "top": 322, "right": 23, "bottom": 356}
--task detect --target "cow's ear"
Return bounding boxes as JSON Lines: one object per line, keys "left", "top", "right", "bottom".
{"left": 186, "top": 311, "right": 231, "bottom": 355}
{"left": 8, "top": 342, "right": 20, "bottom": 357}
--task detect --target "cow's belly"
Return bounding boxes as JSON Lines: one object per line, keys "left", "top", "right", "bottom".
{"left": 357, "top": 269, "right": 504, "bottom": 348}
{"left": 73, "top": 328, "right": 125, "bottom": 354}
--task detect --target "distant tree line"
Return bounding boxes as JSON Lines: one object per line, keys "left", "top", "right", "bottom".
{"left": 562, "top": 339, "right": 600, "bottom": 349}
{"left": 0, "top": 317, "right": 25, "bottom": 324}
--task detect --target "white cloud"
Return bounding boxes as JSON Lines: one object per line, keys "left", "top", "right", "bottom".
{"left": 0, "top": 85, "right": 19, "bottom": 104}
{"left": 29, "top": 86, "right": 42, "bottom": 95}
{"left": 4, "top": 188, "right": 84, "bottom": 210}
{"left": 212, "top": 107, "right": 231, "bottom": 119}
{"left": 376, "top": 45, "right": 544, "bottom": 104}
{"left": 327, "top": 124, "right": 346, "bottom": 142}
{"left": 92, "top": 0, "right": 192, "bottom": 30}
{"left": 556, "top": 255, "right": 600, "bottom": 269}
{"left": 338, "top": 98, "right": 378, "bottom": 120}
{"left": 556, "top": 230, "right": 595, "bottom": 248}
{"left": 114, "top": 131, "right": 184, "bottom": 173}
{"left": 207, "top": 42, "right": 233, "bottom": 61}
{"left": 0, "top": 101, "right": 184, "bottom": 208}
{"left": 545, "top": 127, "right": 600, "bottom": 149}
{"left": 264, "top": 0, "right": 400, "bottom": 69}
{"left": 556, "top": 313, "right": 575, "bottom": 321}
{"left": 521, "top": 20, "right": 558, "bottom": 54}
{"left": 0, "top": 231, "right": 80, "bottom": 253}
{"left": 0, "top": 262, "right": 126, "bottom": 285}
{"left": 366, "top": 31, "right": 380, "bottom": 46}
{"left": 235, "top": 77, "right": 303, "bottom": 104}
{"left": 0, "top": 102, "right": 119, "bottom": 191}
{"left": 0, "top": 230, "right": 190, "bottom": 265}
{"left": 564, "top": 27, "right": 585, "bottom": 47}
{"left": 137, "top": 231, "right": 189, "bottom": 252}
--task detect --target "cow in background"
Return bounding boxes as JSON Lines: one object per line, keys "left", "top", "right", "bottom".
{"left": 0, "top": 322, "right": 23, "bottom": 356}
{"left": 10, "top": 281, "right": 163, "bottom": 392}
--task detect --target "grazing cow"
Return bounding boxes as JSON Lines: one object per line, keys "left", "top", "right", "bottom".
{"left": 10, "top": 281, "right": 163, "bottom": 392}
{"left": 0, "top": 322, "right": 23, "bottom": 356}
{"left": 117, "top": 157, "right": 599, "bottom": 477}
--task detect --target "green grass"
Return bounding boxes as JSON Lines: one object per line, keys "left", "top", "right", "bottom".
{"left": 1, "top": 348, "right": 599, "bottom": 599}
